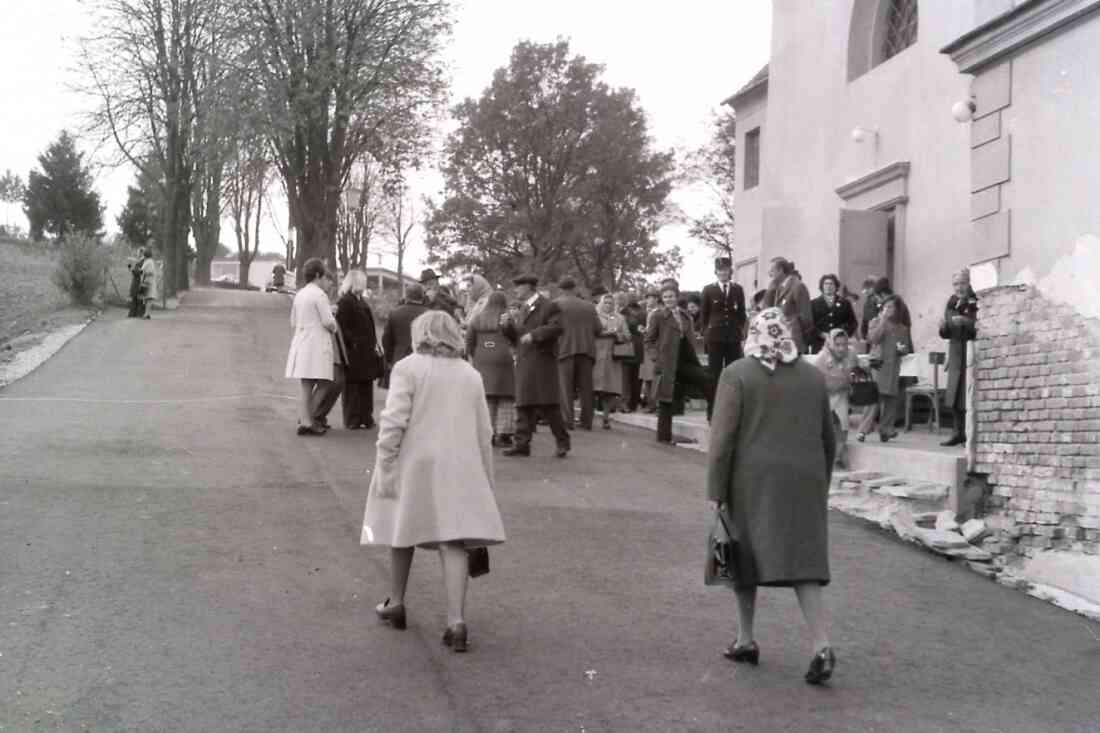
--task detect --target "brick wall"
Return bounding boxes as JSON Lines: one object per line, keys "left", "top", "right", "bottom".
{"left": 972, "top": 284, "right": 1100, "bottom": 560}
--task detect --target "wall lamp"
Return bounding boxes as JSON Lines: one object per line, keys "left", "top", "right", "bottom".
{"left": 850, "top": 125, "right": 879, "bottom": 143}
{"left": 952, "top": 97, "right": 977, "bottom": 123}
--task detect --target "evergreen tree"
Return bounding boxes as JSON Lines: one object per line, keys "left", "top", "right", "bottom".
{"left": 23, "top": 131, "right": 104, "bottom": 241}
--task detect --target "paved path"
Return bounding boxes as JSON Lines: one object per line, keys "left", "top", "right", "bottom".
{"left": 1, "top": 289, "right": 1097, "bottom": 732}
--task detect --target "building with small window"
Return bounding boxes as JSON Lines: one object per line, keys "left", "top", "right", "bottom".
{"left": 724, "top": 0, "right": 1100, "bottom": 348}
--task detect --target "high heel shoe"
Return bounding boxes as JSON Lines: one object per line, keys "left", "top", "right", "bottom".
{"left": 722, "top": 640, "right": 759, "bottom": 665}
{"left": 856, "top": 432, "right": 866, "bottom": 442}
{"left": 804, "top": 646, "right": 836, "bottom": 685}
{"left": 374, "top": 598, "right": 406, "bottom": 630}
{"left": 442, "top": 622, "right": 468, "bottom": 652}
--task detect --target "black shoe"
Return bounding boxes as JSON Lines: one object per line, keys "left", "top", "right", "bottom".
{"left": 498, "top": 434, "right": 514, "bottom": 446}
{"left": 940, "top": 434, "right": 966, "bottom": 447}
{"left": 362, "top": 419, "right": 376, "bottom": 430}
{"left": 555, "top": 446, "right": 569, "bottom": 458}
{"left": 503, "top": 445, "right": 530, "bottom": 457}
{"left": 671, "top": 437, "right": 698, "bottom": 445}
{"left": 296, "top": 425, "right": 311, "bottom": 436}
{"left": 375, "top": 598, "right": 407, "bottom": 630}
{"left": 804, "top": 647, "right": 836, "bottom": 685}
{"left": 442, "top": 622, "right": 468, "bottom": 652}
{"left": 347, "top": 424, "right": 362, "bottom": 430}
{"left": 722, "top": 640, "right": 760, "bottom": 665}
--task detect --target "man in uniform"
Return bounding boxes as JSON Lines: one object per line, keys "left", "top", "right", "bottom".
{"left": 699, "top": 257, "right": 747, "bottom": 383}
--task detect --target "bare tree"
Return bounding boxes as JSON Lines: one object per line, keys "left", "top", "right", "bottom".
{"left": 381, "top": 183, "right": 416, "bottom": 296}
{"left": 335, "top": 158, "right": 383, "bottom": 272}
{"left": 78, "top": 0, "right": 229, "bottom": 295}
{"left": 223, "top": 135, "right": 271, "bottom": 288}
{"left": 682, "top": 109, "right": 737, "bottom": 260}
{"left": 241, "top": 0, "right": 451, "bottom": 283}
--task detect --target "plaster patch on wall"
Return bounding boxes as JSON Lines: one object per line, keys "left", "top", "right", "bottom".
{"left": 1021, "top": 235, "right": 1100, "bottom": 320}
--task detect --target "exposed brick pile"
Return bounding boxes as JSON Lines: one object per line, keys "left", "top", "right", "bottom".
{"left": 972, "top": 284, "right": 1100, "bottom": 560}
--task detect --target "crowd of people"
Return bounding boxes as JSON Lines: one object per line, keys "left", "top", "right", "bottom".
{"left": 280, "top": 253, "right": 978, "bottom": 684}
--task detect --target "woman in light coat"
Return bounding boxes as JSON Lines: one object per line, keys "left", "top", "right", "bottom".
{"left": 593, "top": 292, "right": 630, "bottom": 429}
{"left": 363, "top": 311, "right": 506, "bottom": 653}
{"left": 706, "top": 307, "right": 837, "bottom": 684}
{"left": 140, "top": 247, "right": 157, "bottom": 319}
{"left": 285, "top": 258, "right": 337, "bottom": 436}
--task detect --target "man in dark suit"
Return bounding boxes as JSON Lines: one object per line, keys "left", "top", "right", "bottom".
{"left": 502, "top": 274, "right": 570, "bottom": 458}
{"left": 553, "top": 277, "right": 602, "bottom": 430}
{"left": 381, "top": 283, "right": 430, "bottom": 367}
{"left": 419, "top": 268, "right": 460, "bottom": 317}
{"left": 699, "top": 257, "right": 747, "bottom": 383}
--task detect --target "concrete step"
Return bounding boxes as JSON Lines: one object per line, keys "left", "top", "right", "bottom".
{"left": 847, "top": 434, "right": 966, "bottom": 497}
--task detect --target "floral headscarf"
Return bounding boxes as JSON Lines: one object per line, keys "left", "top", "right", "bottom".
{"left": 744, "top": 307, "right": 799, "bottom": 371}
{"left": 824, "top": 328, "right": 849, "bottom": 360}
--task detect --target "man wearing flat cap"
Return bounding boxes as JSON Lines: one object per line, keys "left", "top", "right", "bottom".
{"left": 700, "top": 257, "right": 747, "bottom": 383}
{"left": 501, "top": 273, "right": 570, "bottom": 457}
{"left": 419, "top": 268, "right": 459, "bottom": 317}
{"left": 553, "top": 277, "right": 602, "bottom": 430}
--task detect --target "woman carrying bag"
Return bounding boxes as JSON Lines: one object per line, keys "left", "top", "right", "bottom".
{"left": 705, "top": 307, "right": 838, "bottom": 685}
{"left": 593, "top": 292, "right": 631, "bottom": 429}
{"left": 362, "top": 311, "right": 505, "bottom": 653}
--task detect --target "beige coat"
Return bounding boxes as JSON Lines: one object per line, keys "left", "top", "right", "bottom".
{"left": 285, "top": 282, "right": 336, "bottom": 380}
{"left": 361, "top": 353, "right": 506, "bottom": 549}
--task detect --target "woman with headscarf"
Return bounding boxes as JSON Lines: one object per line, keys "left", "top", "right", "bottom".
{"left": 336, "top": 270, "right": 384, "bottom": 430}
{"left": 593, "top": 292, "right": 631, "bottom": 429}
{"left": 812, "top": 329, "right": 858, "bottom": 469}
{"left": 363, "top": 311, "right": 506, "bottom": 653}
{"left": 463, "top": 274, "right": 493, "bottom": 327}
{"left": 706, "top": 307, "right": 838, "bottom": 684}
{"left": 465, "top": 290, "right": 517, "bottom": 446}
{"left": 939, "top": 269, "right": 978, "bottom": 447}
{"left": 857, "top": 294, "right": 913, "bottom": 443}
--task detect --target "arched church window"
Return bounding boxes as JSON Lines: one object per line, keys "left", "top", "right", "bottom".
{"left": 847, "top": 0, "right": 919, "bottom": 80}
{"left": 880, "top": 0, "right": 918, "bottom": 62}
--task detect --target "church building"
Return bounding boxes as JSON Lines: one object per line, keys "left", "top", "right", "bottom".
{"left": 724, "top": 0, "right": 1100, "bottom": 348}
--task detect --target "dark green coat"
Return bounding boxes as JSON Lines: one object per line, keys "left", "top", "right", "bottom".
{"left": 706, "top": 357, "right": 835, "bottom": 587}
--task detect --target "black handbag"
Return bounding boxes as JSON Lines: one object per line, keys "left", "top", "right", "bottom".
{"left": 467, "top": 547, "right": 490, "bottom": 578}
{"left": 704, "top": 506, "right": 756, "bottom": 588}
{"left": 850, "top": 366, "right": 879, "bottom": 406}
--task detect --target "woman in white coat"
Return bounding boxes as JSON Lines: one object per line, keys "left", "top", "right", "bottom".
{"left": 285, "top": 258, "right": 338, "bottom": 436}
{"left": 362, "top": 311, "right": 506, "bottom": 653}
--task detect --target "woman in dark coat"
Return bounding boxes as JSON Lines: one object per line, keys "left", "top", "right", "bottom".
{"left": 465, "top": 291, "right": 517, "bottom": 446}
{"left": 857, "top": 295, "right": 913, "bottom": 442}
{"left": 336, "top": 270, "right": 384, "bottom": 429}
{"left": 810, "top": 274, "right": 858, "bottom": 353}
{"left": 706, "top": 307, "right": 837, "bottom": 685}
{"left": 939, "top": 269, "right": 978, "bottom": 446}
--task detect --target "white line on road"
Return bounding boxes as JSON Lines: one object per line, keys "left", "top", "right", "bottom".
{"left": 0, "top": 394, "right": 299, "bottom": 405}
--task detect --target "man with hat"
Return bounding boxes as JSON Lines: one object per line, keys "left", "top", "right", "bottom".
{"left": 700, "top": 257, "right": 747, "bottom": 383}
{"left": 419, "top": 268, "right": 459, "bottom": 317}
{"left": 501, "top": 273, "right": 570, "bottom": 457}
{"left": 553, "top": 277, "right": 602, "bottom": 430}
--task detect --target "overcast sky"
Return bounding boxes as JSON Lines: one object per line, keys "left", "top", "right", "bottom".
{"left": 0, "top": 0, "right": 771, "bottom": 287}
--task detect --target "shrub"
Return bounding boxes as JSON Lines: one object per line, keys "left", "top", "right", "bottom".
{"left": 52, "top": 232, "right": 109, "bottom": 305}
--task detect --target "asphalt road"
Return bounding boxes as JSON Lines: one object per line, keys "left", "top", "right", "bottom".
{"left": 1, "top": 288, "right": 1098, "bottom": 733}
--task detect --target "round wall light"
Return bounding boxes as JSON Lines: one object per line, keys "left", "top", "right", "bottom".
{"left": 952, "top": 99, "right": 977, "bottom": 123}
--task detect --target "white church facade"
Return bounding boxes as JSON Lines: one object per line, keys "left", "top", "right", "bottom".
{"left": 725, "top": 0, "right": 1100, "bottom": 348}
